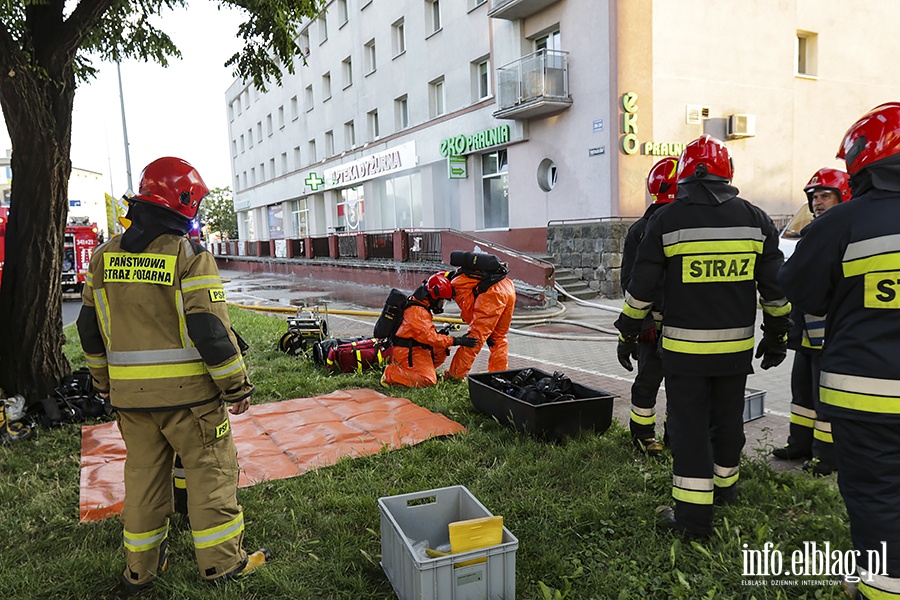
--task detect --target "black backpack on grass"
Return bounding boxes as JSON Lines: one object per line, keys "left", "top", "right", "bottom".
{"left": 28, "top": 368, "right": 112, "bottom": 428}
{"left": 374, "top": 288, "right": 409, "bottom": 339}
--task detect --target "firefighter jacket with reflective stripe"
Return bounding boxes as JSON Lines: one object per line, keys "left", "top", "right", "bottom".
{"left": 76, "top": 234, "right": 253, "bottom": 411}
{"left": 621, "top": 203, "right": 665, "bottom": 331}
{"left": 617, "top": 195, "right": 789, "bottom": 377}
{"left": 786, "top": 304, "right": 825, "bottom": 355}
{"left": 780, "top": 189, "right": 900, "bottom": 423}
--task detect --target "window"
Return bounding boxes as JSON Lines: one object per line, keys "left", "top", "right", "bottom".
{"left": 318, "top": 14, "right": 328, "bottom": 44}
{"left": 796, "top": 31, "right": 818, "bottom": 76}
{"left": 392, "top": 18, "right": 406, "bottom": 57}
{"left": 281, "top": 152, "right": 288, "bottom": 174}
{"left": 266, "top": 114, "right": 273, "bottom": 136}
{"left": 228, "top": 103, "right": 235, "bottom": 121}
{"left": 380, "top": 172, "right": 423, "bottom": 229}
{"left": 232, "top": 140, "right": 238, "bottom": 157}
{"left": 235, "top": 175, "right": 240, "bottom": 191}
{"left": 325, "top": 130, "right": 335, "bottom": 156}
{"left": 239, "top": 134, "right": 245, "bottom": 153}
{"left": 337, "top": 186, "right": 365, "bottom": 231}
{"left": 291, "top": 198, "right": 310, "bottom": 238}
{"left": 290, "top": 95, "right": 299, "bottom": 120}
{"left": 235, "top": 97, "right": 242, "bottom": 115}
{"left": 480, "top": 150, "right": 509, "bottom": 229}
{"left": 426, "top": 0, "right": 441, "bottom": 35}
{"left": 308, "top": 139, "right": 317, "bottom": 163}
{"left": 278, "top": 106, "right": 285, "bottom": 128}
{"left": 342, "top": 56, "right": 353, "bottom": 88}
{"left": 267, "top": 204, "right": 284, "bottom": 239}
{"left": 535, "top": 30, "right": 561, "bottom": 51}
{"left": 337, "top": 0, "right": 348, "bottom": 26}
{"left": 259, "top": 162, "right": 265, "bottom": 180}
{"left": 474, "top": 58, "right": 491, "bottom": 100}
{"left": 468, "top": 0, "right": 487, "bottom": 9}
{"left": 256, "top": 122, "right": 263, "bottom": 143}
{"left": 345, "top": 120, "right": 356, "bottom": 149}
{"left": 299, "top": 31, "right": 310, "bottom": 56}
{"left": 293, "top": 146, "right": 302, "bottom": 168}
{"left": 241, "top": 209, "right": 255, "bottom": 241}
{"left": 269, "top": 158, "right": 276, "bottom": 179}
{"left": 364, "top": 39, "right": 377, "bottom": 74}
{"left": 305, "top": 85, "right": 314, "bottom": 111}
{"left": 247, "top": 128, "right": 253, "bottom": 148}
{"left": 395, "top": 95, "right": 409, "bottom": 129}
{"left": 368, "top": 109, "right": 380, "bottom": 141}
{"left": 250, "top": 167, "right": 256, "bottom": 186}
{"left": 429, "top": 77, "right": 445, "bottom": 118}
{"left": 322, "top": 72, "right": 332, "bottom": 101}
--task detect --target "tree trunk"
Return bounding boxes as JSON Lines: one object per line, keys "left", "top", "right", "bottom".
{"left": 0, "top": 49, "right": 75, "bottom": 400}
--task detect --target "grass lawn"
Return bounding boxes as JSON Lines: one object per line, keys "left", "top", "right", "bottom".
{"left": 0, "top": 307, "right": 853, "bottom": 599}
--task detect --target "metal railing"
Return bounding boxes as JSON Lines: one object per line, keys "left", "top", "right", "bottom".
{"left": 365, "top": 232, "right": 394, "bottom": 259}
{"left": 337, "top": 233, "right": 358, "bottom": 258}
{"left": 310, "top": 236, "right": 330, "bottom": 257}
{"left": 496, "top": 49, "right": 569, "bottom": 111}
{"left": 407, "top": 230, "right": 442, "bottom": 263}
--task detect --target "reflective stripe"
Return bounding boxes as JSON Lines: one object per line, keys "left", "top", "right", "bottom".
{"left": 844, "top": 234, "right": 900, "bottom": 262}
{"left": 192, "top": 513, "right": 244, "bottom": 550}
{"left": 124, "top": 524, "right": 168, "bottom": 553}
{"left": 820, "top": 371, "right": 900, "bottom": 414}
{"left": 182, "top": 276, "right": 222, "bottom": 293}
{"left": 624, "top": 292, "right": 653, "bottom": 310}
{"left": 94, "top": 288, "right": 112, "bottom": 347}
{"left": 107, "top": 348, "right": 202, "bottom": 365}
{"left": 662, "top": 226, "right": 766, "bottom": 246}
{"left": 813, "top": 428, "right": 833, "bottom": 444}
{"left": 630, "top": 411, "right": 656, "bottom": 426}
{"left": 176, "top": 290, "right": 191, "bottom": 349}
{"left": 208, "top": 355, "right": 245, "bottom": 380}
{"left": 174, "top": 478, "right": 187, "bottom": 489}
{"left": 789, "top": 404, "right": 816, "bottom": 429}
{"left": 843, "top": 251, "right": 900, "bottom": 278}
{"left": 174, "top": 466, "right": 185, "bottom": 478}
{"left": 109, "top": 362, "right": 208, "bottom": 380}
{"left": 663, "top": 325, "right": 754, "bottom": 342}
{"left": 85, "top": 354, "right": 108, "bottom": 369}
{"left": 859, "top": 572, "right": 900, "bottom": 598}
{"left": 85, "top": 272, "right": 93, "bottom": 287}
{"left": 182, "top": 237, "right": 195, "bottom": 259}
{"left": 662, "top": 336, "right": 755, "bottom": 355}
{"left": 664, "top": 239, "right": 764, "bottom": 257}
{"left": 714, "top": 464, "right": 739, "bottom": 488}
{"left": 760, "top": 297, "right": 791, "bottom": 317}
{"left": 631, "top": 405, "right": 655, "bottom": 417}
{"left": 672, "top": 476, "right": 714, "bottom": 504}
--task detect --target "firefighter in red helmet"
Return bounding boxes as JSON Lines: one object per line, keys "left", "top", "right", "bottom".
{"left": 382, "top": 272, "right": 477, "bottom": 388}
{"left": 780, "top": 103, "right": 900, "bottom": 599}
{"left": 76, "top": 157, "right": 268, "bottom": 594}
{"left": 772, "top": 168, "right": 850, "bottom": 476}
{"left": 619, "top": 157, "right": 678, "bottom": 456}
{"left": 616, "top": 135, "right": 790, "bottom": 539}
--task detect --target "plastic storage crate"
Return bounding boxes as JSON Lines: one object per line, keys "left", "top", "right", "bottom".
{"left": 379, "top": 486, "right": 518, "bottom": 600}
{"left": 467, "top": 368, "right": 616, "bottom": 440}
{"left": 743, "top": 388, "right": 765, "bottom": 422}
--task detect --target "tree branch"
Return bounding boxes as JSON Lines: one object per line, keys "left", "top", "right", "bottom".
{"left": 59, "top": 0, "right": 117, "bottom": 60}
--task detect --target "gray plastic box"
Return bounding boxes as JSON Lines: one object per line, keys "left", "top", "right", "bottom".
{"left": 744, "top": 388, "right": 766, "bottom": 422}
{"left": 378, "top": 486, "right": 518, "bottom": 600}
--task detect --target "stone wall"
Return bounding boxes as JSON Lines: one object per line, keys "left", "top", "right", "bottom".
{"left": 546, "top": 220, "right": 636, "bottom": 299}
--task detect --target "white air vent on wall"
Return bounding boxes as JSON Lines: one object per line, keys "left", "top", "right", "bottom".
{"left": 685, "top": 104, "right": 711, "bottom": 125}
{"left": 727, "top": 114, "right": 757, "bottom": 138}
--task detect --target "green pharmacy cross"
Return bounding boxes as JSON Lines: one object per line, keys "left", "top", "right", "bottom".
{"left": 305, "top": 172, "right": 324, "bottom": 191}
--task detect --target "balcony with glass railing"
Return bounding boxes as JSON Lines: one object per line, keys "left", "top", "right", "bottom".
{"left": 493, "top": 49, "right": 572, "bottom": 120}
{"left": 488, "top": 0, "right": 560, "bottom": 20}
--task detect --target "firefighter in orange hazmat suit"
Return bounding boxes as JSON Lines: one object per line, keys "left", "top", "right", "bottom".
{"left": 447, "top": 266, "right": 516, "bottom": 379}
{"left": 382, "top": 273, "right": 477, "bottom": 387}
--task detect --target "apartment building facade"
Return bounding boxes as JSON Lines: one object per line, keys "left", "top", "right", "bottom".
{"left": 227, "top": 0, "right": 900, "bottom": 254}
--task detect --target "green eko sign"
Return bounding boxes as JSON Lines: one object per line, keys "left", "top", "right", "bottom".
{"left": 439, "top": 125, "right": 510, "bottom": 157}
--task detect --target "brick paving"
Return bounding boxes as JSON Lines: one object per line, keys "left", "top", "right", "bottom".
{"left": 222, "top": 269, "right": 802, "bottom": 473}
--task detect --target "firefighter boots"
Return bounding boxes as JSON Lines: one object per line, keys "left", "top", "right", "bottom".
{"left": 655, "top": 506, "right": 710, "bottom": 540}
{"left": 772, "top": 444, "right": 812, "bottom": 460}
{"left": 632, "top": 435, "right": 664, "bottom": 457}
{"left": 0, "top": 403, "right": 33, "bottom": 445}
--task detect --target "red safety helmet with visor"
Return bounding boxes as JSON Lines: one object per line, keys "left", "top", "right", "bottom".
{"left": 803, "top": 168, "right": 851, "bottom": 212}
{"left": 837, "top": 102, "right": 900, "bottom": 176}
{"left": 647, "top": 157, "right": 679, "bottom": 204}
{"left": 131, "top": 157, "right": 209, "bottom": 220}
{"left": 676, "top": 134, "right": 734, "bottom": 183}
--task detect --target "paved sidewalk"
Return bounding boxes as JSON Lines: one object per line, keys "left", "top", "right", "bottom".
{"left": 221, "top": 269, "right": 803, "bottom": 473}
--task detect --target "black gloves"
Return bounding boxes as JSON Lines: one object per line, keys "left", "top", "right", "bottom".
{"left": 755, "top": 331, "right": 788, "bottom": 370}
{"left": 617, "top": 334, "right": 639, "bottom": 371}
{"left": 452, "top": 335, "right": 478, "bottom": 348}
{"left": 486, "top": 337, "right": 496, "bottom": 348}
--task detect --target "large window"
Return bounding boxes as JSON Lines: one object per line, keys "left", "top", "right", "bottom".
{"left": 241, "top": 210, "right": 255, "bottom": 241}
{"left": 337, "top": 187, "right": 365, "bottom": 231}
{"left": 267, "top": 204, "right": 284, "bottom": 239}
{"left": 480, "top": 150, "right": 509, "bottom": 229}
{"left": 380, "top": 172, "right": 422, "bottom": 229}
{"left": 291, "top": 198, "right": 309, "bottom": 238}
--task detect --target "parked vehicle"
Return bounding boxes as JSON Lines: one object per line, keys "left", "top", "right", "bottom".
{"left": 778, "top": 203, "right": 813, "bottom": 260}
{"left": 62, "top": 217, "right": 100, "bottom": 294}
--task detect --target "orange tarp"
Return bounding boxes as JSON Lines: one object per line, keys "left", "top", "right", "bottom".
{"left": 79, "top": 389, "right": 466, "bottom": 522}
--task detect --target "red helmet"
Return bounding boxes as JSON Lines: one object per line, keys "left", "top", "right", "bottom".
{"left": 676, "top": 134, "right": 734, "bottom": 183}
{"left": 647, "top": 157, "right": 679, "bottom": 204}
{"left": 426, "top": 272, "right": 453, "bottom": 301}
{"left": 804, "top": 168, "right": 851, "bottom": 210}
{"left": 837, "top": 102, "right": 900, "bottom": 176}
{"left": 132, "top": 157, "right": 209, "bottom": 219}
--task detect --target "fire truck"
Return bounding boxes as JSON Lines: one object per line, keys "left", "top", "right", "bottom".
{"left": 62, "top": 217, "right": 100, "bottom": 295}
{"left": 0, "top": 205, "right": 8, "bottom": 284}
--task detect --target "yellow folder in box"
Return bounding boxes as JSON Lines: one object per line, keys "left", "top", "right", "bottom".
{"left": 448, "top": 515, "right": 503, "bottom": 567}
